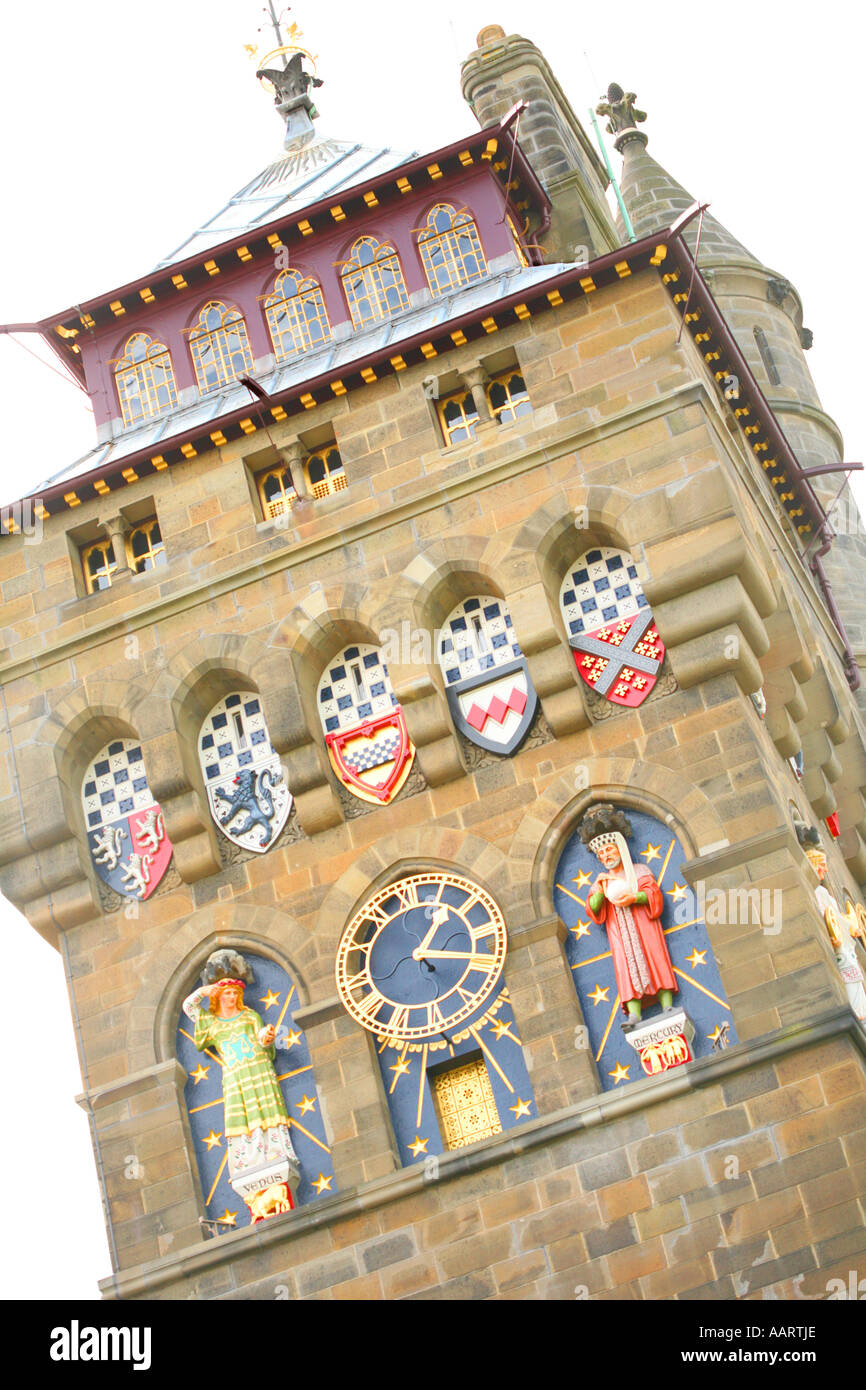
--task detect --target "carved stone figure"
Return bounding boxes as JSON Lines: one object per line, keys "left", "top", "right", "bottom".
{"left": 595, "top": 84, "right": 647, "bottom": 150}
{"left": 579, "top": 803, "right": 677, "bottom": 1029}
{"left": 256, "top": 52, "right": 323, "bottom": 113}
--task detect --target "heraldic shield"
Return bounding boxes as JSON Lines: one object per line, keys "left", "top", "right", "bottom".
{"left": 439, "top": 596, "right": 537, "bottom": 755}
{"left": 560, "top": 547, "right": 666, "bottom": 709}
{"left": 199, "top": 693, "right": 292, "bottom": 853}
{"left": 82, "top": 739, "right": 173, "bottom": 900}
{"left": 318, "top": 644, "right": 415, "bottom": 805}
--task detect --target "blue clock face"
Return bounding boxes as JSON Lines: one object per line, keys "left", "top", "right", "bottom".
{"left": 335, "top": 872, "right": 507, "bottom": 1040}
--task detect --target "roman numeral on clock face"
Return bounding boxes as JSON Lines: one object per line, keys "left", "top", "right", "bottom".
{"left": 355, "top": 988, "right": 387, "bottom": 1021}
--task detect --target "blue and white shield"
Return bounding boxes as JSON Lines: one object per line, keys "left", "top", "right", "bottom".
{"left": 82, "top": 740, "right": 173, "bottom": 900}
{"left": 439, "top": 597, "right": 537, "bottom": 755}
{"left": 199, "top": 693, "right": 292, "bottom": 853}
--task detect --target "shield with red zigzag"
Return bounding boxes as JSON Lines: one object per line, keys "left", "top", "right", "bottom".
{"left": 439, "top": 596, "right": 537, "bottom": 755}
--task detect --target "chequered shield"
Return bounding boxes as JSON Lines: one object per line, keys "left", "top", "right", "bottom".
{"left": 560, "top": 547, "right": 665, "bottom": 708}
{"left": 318, "top": 645, "right": 415, "bottom": 804}
{"left": 199, "top": 693, "right": 292, "bottom": 853}
{"left": 82, "top": 740, "right": 173, "bottom": 900}
{"left": 439, "top": 597, "right": 537, "bottom": 754}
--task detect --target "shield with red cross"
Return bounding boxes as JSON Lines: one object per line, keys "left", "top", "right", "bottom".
{"left": 560, "top": 547, "right": 666, "bottom": 709}
{"left": 439, "top": 596, "right": 538, "bottom": 755}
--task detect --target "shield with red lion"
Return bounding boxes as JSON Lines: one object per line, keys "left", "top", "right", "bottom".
{"left": 560, "top": 547, "right": 665, "bottom": 709}
{"left": 318, "top": 645, "right": 415, "bottom": 805}
{"left": 82, "top": 739, "right": 173, "bottom": 900}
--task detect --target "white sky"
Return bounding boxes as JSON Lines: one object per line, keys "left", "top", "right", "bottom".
{"left": 0, "top": 0, "right": 863, "bottom": 1301}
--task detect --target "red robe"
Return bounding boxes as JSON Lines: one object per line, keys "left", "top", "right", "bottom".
{"left": 586, "top": 865, "right": 676, "bottom": 1012}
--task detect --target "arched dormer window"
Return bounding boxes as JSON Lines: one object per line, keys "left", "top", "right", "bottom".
{"left": 264, "top": 269, "right": 331, "bottom": 361}
{"left": 418, "top": 204, "right": 487, "bottom": 296}
{"left": 188, "top": 301, "right": 253, "bottom": 393}
{"left": 341, "top": 236, "right": 409, "bottom": 329}
{"left": 113, "top": 333, "right": 178, "bottom": 426}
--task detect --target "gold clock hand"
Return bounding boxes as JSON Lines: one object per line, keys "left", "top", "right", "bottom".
{"left": 416, "top": 949, "right": 493, "bottom": 964}
{"left": 411, "top": 904, "right": 451, "bottom": 960}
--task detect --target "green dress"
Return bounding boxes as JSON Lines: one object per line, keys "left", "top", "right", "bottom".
{"left": 184, "top": 992, "right": 297, "bottom": 1186}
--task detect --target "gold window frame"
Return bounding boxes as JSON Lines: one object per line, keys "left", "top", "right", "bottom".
{"left": 341, "top": 236, "right": 409, "bottom": 329}
{"left": 437, "top": 389, "right": 480, "bottom": 446}
{"left": 305, "top": 446, "right": 347, "bottom": 500}
{"left": 113, "top": 333, "right": 178, "bottom": 427}
{"left": 418, "top": 204, "right": 487, "bottom": 297}
{"left": 507, "top": 214, "right": 530, "bottom": 269}
{"left": 189, "top": 301, "right": 253, "bottom": 393}
{"left": 81, "top": 539, "right": 117, "bottom": 594}
{"left": 126, "top": 518, "right": 166, "bottom": 573}
{"left": 431, "top": 1055, "right": 502, "bottom": 1150}
{"left": 264, "top": 270, "right": 332, "bottom": 361}
{"left": 257, "top": 465, "right": 298, "bottom": 520}
{"left": 487, "top": 371, "right": 532, "bottom": 425}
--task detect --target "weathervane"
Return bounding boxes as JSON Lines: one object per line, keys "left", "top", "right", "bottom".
{"left": 247, "top": 4, "right": 322, "bottom": 149}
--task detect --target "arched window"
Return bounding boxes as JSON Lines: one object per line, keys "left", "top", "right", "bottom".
{"left": 113, "top": 333, "right": 178, "bottom": 426}
{"left": 418, "top": 204, "right": 487, "bottom": 296}
{"left": 127, "top": 518, "right": 166, "bottom": 573}
{"left": 264, "top": 269, "right": 331, "bottom": 361}
{"left": 257, "top": 465, "right": 298, "bottom": 520}
{"left": 341, "top": 236, "right": 409, "bottom": 329}
{"left": 305, "top": 446, "right": 346, "bottom": 499}
{"left": 81, "top": 539, "right": 117, "bottom": 593}
{"left": 189, "top": 301, "right": 253, "bottom": 393}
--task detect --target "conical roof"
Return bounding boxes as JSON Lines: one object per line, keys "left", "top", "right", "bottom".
{"left": 617, "top": 138, "right": 760, "bottom": 269}
{"left": 597, "top": 85, "right": 759, "bottom": 270}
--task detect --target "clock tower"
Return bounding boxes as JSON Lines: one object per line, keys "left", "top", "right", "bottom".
{"left": 1, "top": 18, "right": 866, "bottom": 1302}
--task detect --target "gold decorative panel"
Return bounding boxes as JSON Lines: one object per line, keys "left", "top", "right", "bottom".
{"left": 432, "top": 1057, "right": 501, "bottom": 1150}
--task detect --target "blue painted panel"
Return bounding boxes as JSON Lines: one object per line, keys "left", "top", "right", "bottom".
{"left": 176, "top": 952, "right": 336, "bottom": 1229}
{"left": 376, "top": 983, "right": 536, "bottom": 1165}
{"left": 553, "top": 808, "right": 737, "bottom": 1092}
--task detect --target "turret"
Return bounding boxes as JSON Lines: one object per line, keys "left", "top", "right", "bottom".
{"left": 603, "top": 83, "right": 866, "bottom": 712}
{"left": 461, "top": 27, "right": 618, "bottom": 262}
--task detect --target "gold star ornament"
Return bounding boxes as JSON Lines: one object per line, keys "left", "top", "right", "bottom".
{"left": 296, "top": 1094, "right": 316, "bottom": 1116}
{"left": 190, "top": 1064, "right": 210, "bottom": 1085}
{"left": 608, "top": 1062, "right": 630, "bottom": 1085}
{"left": 203, "top": 1130, "right": 222, "bottom": 1151}
{"left": 588, "top": 984, "right": 610, "bottom": 1007}
{"left": 259, "top": 990, "right": 280, "bottom": 1011}
{"left": 408, "top": 1135, "right": 429, "bottom": 1158}
{"left": 509, "top": 1098, "right": 531, "bottom": 1119}
{"left": 312, "top": 1173, "right": 333, "bottom": 1195}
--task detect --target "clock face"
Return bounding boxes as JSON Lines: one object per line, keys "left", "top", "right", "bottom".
{"left": 335, "top": 872, "right": 507, "bottom": 1041}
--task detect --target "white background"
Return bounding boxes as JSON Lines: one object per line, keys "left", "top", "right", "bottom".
{"left": 0, "top": 0, "right": 863, "bottom": 1299}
